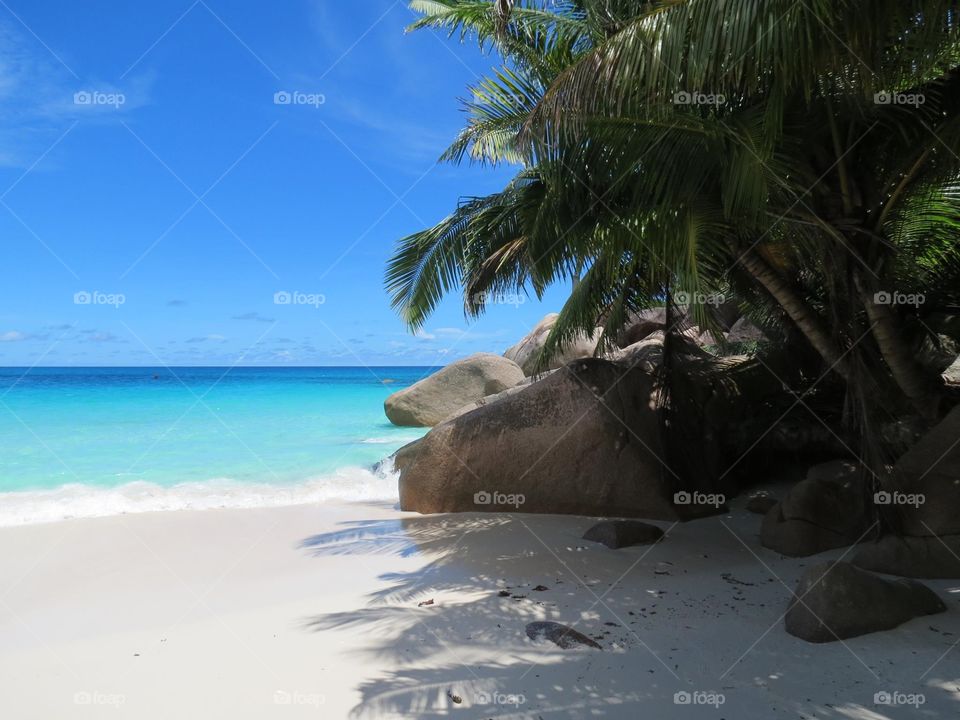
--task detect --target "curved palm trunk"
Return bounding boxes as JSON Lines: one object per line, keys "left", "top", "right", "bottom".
{"left": 736, "top": 248, "right": 851, "bottom": 381}
{"left": 856, "top": 276, "right": 940, "bottom": 422}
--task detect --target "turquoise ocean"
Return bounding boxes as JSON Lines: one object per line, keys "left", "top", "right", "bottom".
{"left": 0, "top": 367, "right": 433, "bottom": 526}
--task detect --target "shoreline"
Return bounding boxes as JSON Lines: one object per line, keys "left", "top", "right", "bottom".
{"left": 1, "top": 495, "right": 957, "bottom": 718}
{"left": 0, "top": 463, "right": 404, "bottom": 529}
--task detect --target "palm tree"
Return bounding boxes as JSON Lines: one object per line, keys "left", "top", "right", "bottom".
{"left": 388, "top": 1, "right": 960, "bottom": 433}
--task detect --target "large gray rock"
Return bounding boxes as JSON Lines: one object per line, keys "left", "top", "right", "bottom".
{"left": 445, "top": 370, "right": 559, "bottom": 421}
{"left": 889, "top": 405, "right": 960, "bottom": 537}
{"left": 944, "top": 356, "right": 960, "bottom": 386}
{"left": 397, "top": 359, "right": 680, "bottom": 519}
{"left": 618, "top": 309, "right": 667, "bottom": 347}
{"left": 608, "top": 332, "right": 665, "bottom": 371}
{"left": 785, "top": 562, "right": 945, "bottom": 643}
{"left": 853, "top": 534, "right": 960, "bottom": 579}
{"left": 761, "top": 461, "right": 870, "bottom": 557}
{"left": 608, "top": 331, "right": 711, "bottom": 371}
{"left": 384, "top": 353, "right": 524, "bottom": 427}
{"left": 726, "top": 317, "right": 766, "bottom": 343}
{"left": 504, "top": 313, "right": 601, "bottom": 375}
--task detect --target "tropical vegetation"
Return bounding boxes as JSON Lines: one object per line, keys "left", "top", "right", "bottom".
{"left": 385, "top": 0, "right": 960, "bottom": 495}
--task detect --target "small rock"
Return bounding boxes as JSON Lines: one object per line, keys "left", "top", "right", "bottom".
{"left": 583, "top": 520, "right": 664, "bottom": 549}
{"left": 525, "top": 621, "right": 602, "bottom": 649}
{"left": 446, "top": 690, "right": 462, "bottom": 704}
{"left": 533, "top": 585, "right": 549, "bottom": 592}
{"left": 417, "top": 599, "right": 434, "bottom": 607}
{"left": 746, "top": 495, "right": 778, "bottom": 515}
{"left": 785, "top": 561, "right": 946, "bottom": 643}
{"left": 497, "top": 590, "right": 511, "bottom": 597}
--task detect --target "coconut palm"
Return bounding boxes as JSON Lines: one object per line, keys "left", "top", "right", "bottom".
{"left": 387, "top": 0, "right": 960, "bottom": 428}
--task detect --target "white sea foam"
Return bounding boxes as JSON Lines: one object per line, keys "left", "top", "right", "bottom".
{"left": 360, "top": 435, "right": 421, "bottom": 445}
{"left": 0, "top": 462, "right": 400, "bottom": 527}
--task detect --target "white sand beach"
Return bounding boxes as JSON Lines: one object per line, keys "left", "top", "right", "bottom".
{"left": 0, "top": 494, "right": 957, "bottom": 719}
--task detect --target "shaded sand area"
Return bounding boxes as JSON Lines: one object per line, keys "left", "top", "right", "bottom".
{"left": 0, "top": 496, "right": 958, "bottom": 719}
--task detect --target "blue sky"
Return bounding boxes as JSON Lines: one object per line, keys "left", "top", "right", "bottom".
{"left": 0, "top": 0, "right": 566, "bottom": 366}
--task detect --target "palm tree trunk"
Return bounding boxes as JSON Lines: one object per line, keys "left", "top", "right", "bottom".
{"left": 736, "top": 248, "right": 851, "bottom": 381}
{"left": 855, "top": 274, "right": 940, "bottom": 421}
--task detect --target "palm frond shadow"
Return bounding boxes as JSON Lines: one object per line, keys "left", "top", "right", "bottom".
{"left": 297, "top": 513, "right": 682, "bottom": 718}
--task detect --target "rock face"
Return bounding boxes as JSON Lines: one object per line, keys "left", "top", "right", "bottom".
{"left": 785, "top": 562, "right": 946, "bottom": 643}
{"left": 761, "top": 461, "right": 870, "bottom": 557}
{"left": 583, "top": 520, "right": 664, "bottom": 549}
{"left": 944, "top": 356, "right": 960, "bottom": 386}
{"left": 848, "top": 407, "right": 960, "bottom": 579}
{"left": 618, "top": 309, "right": 667, "bottom": 346}
{"left": 726, "top": 317, "right": 766, "bottom": 343}
{"left": 525, "top": 622, "right": 601, "bottom": 649}
{"left": 445, "top": 370, "right": 559, "bottom": 421}
{"left": 854, "top": 535, "right": 960, "bottom": 579}
{"left": 888, "top": 405, "right": 960, "bottom": 538}
{"left": 504, "top": 313, "right": 601, "bottom": 375}
{"left": 397, "top": 359, "right": 680, "bottom": 519}
{"left": 384, "top": 353, "right": 524, "bottom": 427}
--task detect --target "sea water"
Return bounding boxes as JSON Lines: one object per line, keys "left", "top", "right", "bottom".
{"left": 0, "top": 366, "right": 433, "bottom": 526}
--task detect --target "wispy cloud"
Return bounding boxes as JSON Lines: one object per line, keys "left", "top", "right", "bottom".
{"left": 232, "top": 312, "right": 275, "bottom": 323}
{"left": 186, "top": 334, "right": 227, "bottom": 344}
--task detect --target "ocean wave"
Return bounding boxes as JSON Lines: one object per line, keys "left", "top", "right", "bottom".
{"left": 0, "top": 462, "right": 400, "bottom": 528}
{"left": 360, "top": 435, "right": 422, "bottom": 445}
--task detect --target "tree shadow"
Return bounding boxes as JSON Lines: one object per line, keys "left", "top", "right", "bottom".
{"left": 298, "top": 509, "right": 960, "bottom": 719}
{"left": 299, "top": 512, "right": 676, "bottom": 717}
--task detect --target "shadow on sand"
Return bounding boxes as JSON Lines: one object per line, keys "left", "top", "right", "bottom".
{"left": 299, "top": 507, "right": 960, "bottom": 719}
